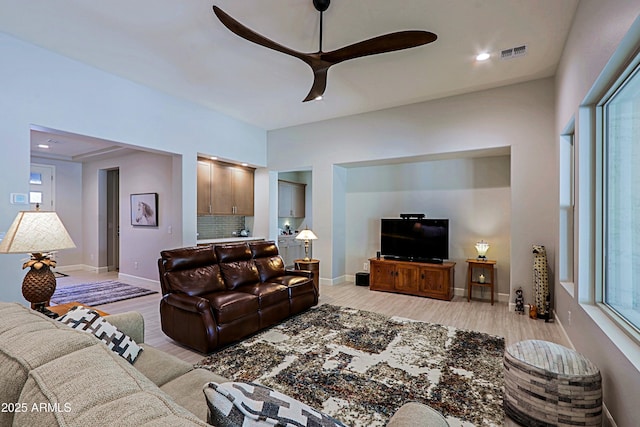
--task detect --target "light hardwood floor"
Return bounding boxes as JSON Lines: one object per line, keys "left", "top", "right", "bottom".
{"left": 54, "top": 270, "right": 570, "bottom": 426}
{"left": 54, "top": 270, "right": 571, "bottom": 365}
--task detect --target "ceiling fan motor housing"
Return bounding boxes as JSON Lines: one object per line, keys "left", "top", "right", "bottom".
{"left": 313, "top": 0, "right": 330, "bottom": 12}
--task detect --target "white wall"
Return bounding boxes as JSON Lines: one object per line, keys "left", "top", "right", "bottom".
{"left": 268, "top": 78, "right": 555, "bottom": 298}
{"left": 30, "top": 157, "right": 84, "bottom": 267}
{"left": 345, "top": 156, "right": 511, "bottom": 299}
{"left": 81, "top": 150, "right": 181, "bottom": 282}
{"left": 0, "top": 33, "right": 267, "bottom": 303}
{"left": 554, "top": 1, "right": 640, "bottom": 425}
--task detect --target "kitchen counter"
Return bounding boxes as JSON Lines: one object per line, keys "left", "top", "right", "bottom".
{"left": 277, "top": 235, "right": 298, "bottom": 240}
{"left": 197, "top": 237, "right": 265, "bottom": 245}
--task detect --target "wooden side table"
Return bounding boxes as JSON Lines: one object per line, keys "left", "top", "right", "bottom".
{"left": 466, "top": 259, "right": 497, "bottom": 305}
{"left": 46, "top": 302, "right": 110, "bottom": 317}
{"left": 294, "top": 259, "right": 320, "bottom": 296}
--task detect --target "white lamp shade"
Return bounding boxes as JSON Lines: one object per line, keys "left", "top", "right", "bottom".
{"left": 475, "top": 240, "right": 490, "bottom": 257}
{"left": 295, "top": 229, "right": 318, "bottom": 241}
{"left": 0, "top": 211, "right": 76, "bottom": 254}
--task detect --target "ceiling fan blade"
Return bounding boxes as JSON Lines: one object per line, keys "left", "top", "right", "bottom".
{"left": 212, "top": 6, "right": 311, "bottom": 65}
{"left": 321, "top": 31, "right": 437, "bottom": 64}
{"left": 302, "top": 68, "right": 329, "bottom": 102}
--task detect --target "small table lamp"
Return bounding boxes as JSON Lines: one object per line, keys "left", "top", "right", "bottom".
{"left": 475, "top": 240, "right": 490, "bottom": 260}
{"left": 0, "top": 208, "right": 76, "bottom": 316}
{"left": 295, "top": 228, "right": 318, "bottom": 261}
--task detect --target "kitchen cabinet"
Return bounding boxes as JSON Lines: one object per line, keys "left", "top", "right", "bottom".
{"left": 278, "top": 180, "right": 306, "bottom": 218}
{"left": 197, "top": 160, "right": 213, "bottom": 215}
{"left": 369, "top": 258, "right": 455, "bottom": 301}
{"left": 278, "top": 237, "right": 304, "bottom": 267}
{"left": 197, "top": 158, "right": 254, "bottom": 216}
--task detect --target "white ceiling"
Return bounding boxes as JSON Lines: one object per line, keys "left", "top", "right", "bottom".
{"left": 2, "top": 0, "right": 578, "bottom": 157}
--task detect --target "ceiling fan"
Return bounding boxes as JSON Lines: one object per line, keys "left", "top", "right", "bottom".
{"left": 212, "top": 0, "right": 437, "bottom": 102}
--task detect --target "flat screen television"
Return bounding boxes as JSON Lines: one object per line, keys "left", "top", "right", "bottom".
{"left": 380, "top": 218, "right": 449, "bottom": 263}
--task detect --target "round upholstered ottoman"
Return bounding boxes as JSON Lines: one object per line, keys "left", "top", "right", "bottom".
{"left": 504, "top": 340, "right": 602, "bottom": 426}
{"left": 386, "top": 402, "right": 449, "bottom": 427}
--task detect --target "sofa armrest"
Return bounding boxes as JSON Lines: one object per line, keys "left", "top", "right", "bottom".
{"left": 284, "top": 269, "right": 313, "bottom": 279}
{"left": 105, "top": 311, "right": 145, "bottom": 344}
{"left": 164, "top": 293, "right": 211, "bottom": 313}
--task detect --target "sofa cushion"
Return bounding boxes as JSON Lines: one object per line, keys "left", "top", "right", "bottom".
{"left": 215, "top": 243, "right": 253, "bottom": 263}
{"left": 205, "top": 291, "right": 260, "bottom": 324}
{"left": 161, "top": 246, "right": 227, "bottom": 295}
{"left": 161, "top": 244, "right": 217, "bottom": 271}
{"left": 161, "top": 368, "right": 228, "bottom": 422}
{"left": 216, "top": 244, "right": 262, "bottom": 290}
{"left": 219, "top": 260, "right": 261, "bottom": 290}
{"left": 164, "top": 264, "right": 227, "bottom": 296}
{"left": 135, "top": 344, "right": 194, "bottom": 387}
{"left": 237, "top": 283, "right": 289, "bottom": 307}
{"left": 57, "top": 305, "right": 143, "bottom": 363}
{"left": 204, "top": 381, "right": 347, "bottom": 427}
{"left": 13, "top": 344, "right": 208, "bottom": 426}
{"left": 253, "top": 255, "right": 287, "bottom": 282}
{"left": 105, "top": 311, "right": 145, "bottom": 344}
{"left": 0, "top": 302, "right": 98, "bottom": 427}
{"left": 248, "top": 240, "right": 280, "bottom": 258}
{"left": 266, "top": 275, "right": 313, "bottom": 288}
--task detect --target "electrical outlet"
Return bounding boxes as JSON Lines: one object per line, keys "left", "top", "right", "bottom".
{"left": 134, "top": 261, "right": 139, "bottom": 270}
{"left": 363, "top": 262, "right": 369, "bottom": 271}
{"left": 567, "top": 310, "right": 572, "bottom": 325}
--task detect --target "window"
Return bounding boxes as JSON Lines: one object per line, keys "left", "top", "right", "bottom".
{"left": 559, "top": 131, "right": 575, "bottom": 285}
{"left": 29, "top": 172, "right": 42, "bottom": 185}
{"left": 29, "top": 191, "right": 42, "bottom": 204}
{"left": 601, "top": 61, "right": 640, "bottom": 334}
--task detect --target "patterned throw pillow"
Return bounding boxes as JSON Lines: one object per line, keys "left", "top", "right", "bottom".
{"left": 57, "top": 306, "right": 143, "bottom": 364}
{"left": 204, "top": 381, "right": 347, "bottom": 427}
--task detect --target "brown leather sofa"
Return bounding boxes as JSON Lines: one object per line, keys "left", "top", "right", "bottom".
{"left": 157, "top": 240, "right": 317, "bottom": 353}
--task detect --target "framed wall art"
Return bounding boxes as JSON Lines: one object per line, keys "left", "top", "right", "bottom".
{"left": 131, "top": 193, "right": 158, "bottom": 227}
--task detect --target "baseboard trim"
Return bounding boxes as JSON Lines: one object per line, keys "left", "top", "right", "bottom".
{"left": 117, "top": 273, "right": 160, "bottom": 287}
{"left": 321, "top": 275, "right": 348, "bottom": 286}
{"left": 54, "top": 264, "right": 87, "bottom": 273}
{"left": 455, "top": 287, "right": 510, "bottom": 304}
{"left": 552, "top": 310, "right": 575, "bottom": 350}
{"left": 54, "top": 264, "right": 109, "bottom": 274}
{"left": 603, "top": 403, "right": 617, "bottom": 427}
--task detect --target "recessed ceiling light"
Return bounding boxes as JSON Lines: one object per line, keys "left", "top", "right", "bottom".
{"left": 476, "top": 52, "right": 491, "bottom": 61}
{"left": 37, "top": 144, "right": 50, "bottom": 149}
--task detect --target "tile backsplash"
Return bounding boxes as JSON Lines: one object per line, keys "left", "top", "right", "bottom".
{"left": 197, "top": 216, "right": 246, "bottom": 239}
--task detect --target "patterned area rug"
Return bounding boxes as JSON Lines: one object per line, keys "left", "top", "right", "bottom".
{"left": 51, "top": 280, "right": 157, "bottom": 306}
{"left": 196, "top": 304, "right": 505, "bottom": 426}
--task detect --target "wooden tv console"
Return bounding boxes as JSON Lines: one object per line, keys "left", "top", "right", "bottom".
{"left": 369, "top": 258, "right": 455, "bottom": 301}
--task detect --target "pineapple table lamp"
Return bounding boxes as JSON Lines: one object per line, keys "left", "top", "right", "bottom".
{"left": 0, "top": 207, "right": 75, "bottom": 316}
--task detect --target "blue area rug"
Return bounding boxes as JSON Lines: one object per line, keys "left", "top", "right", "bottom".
{"left": 51, "top": 280, "right": 157, "bottom": 306}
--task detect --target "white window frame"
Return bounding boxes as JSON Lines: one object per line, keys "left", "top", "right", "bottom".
{"left": 595, "top": 55, "right": 640, "bottom": 343}
{"left": 559, "top": 127, "right": 575, "bottom": 295}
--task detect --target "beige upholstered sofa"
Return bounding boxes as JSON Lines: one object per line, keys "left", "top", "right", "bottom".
{"left": 0, "top": 302, "right": 446, "bottom": 426}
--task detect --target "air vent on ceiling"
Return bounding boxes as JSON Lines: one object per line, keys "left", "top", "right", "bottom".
{"left": 501, "top": 44, "right": 527, "bottom": 60}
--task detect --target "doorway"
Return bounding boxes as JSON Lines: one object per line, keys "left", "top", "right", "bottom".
{"left": 107, "top": 169, "right": 120, "bottom": 272}
{"left": 30, "top": 164, "right": 55, "bottom": 211}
